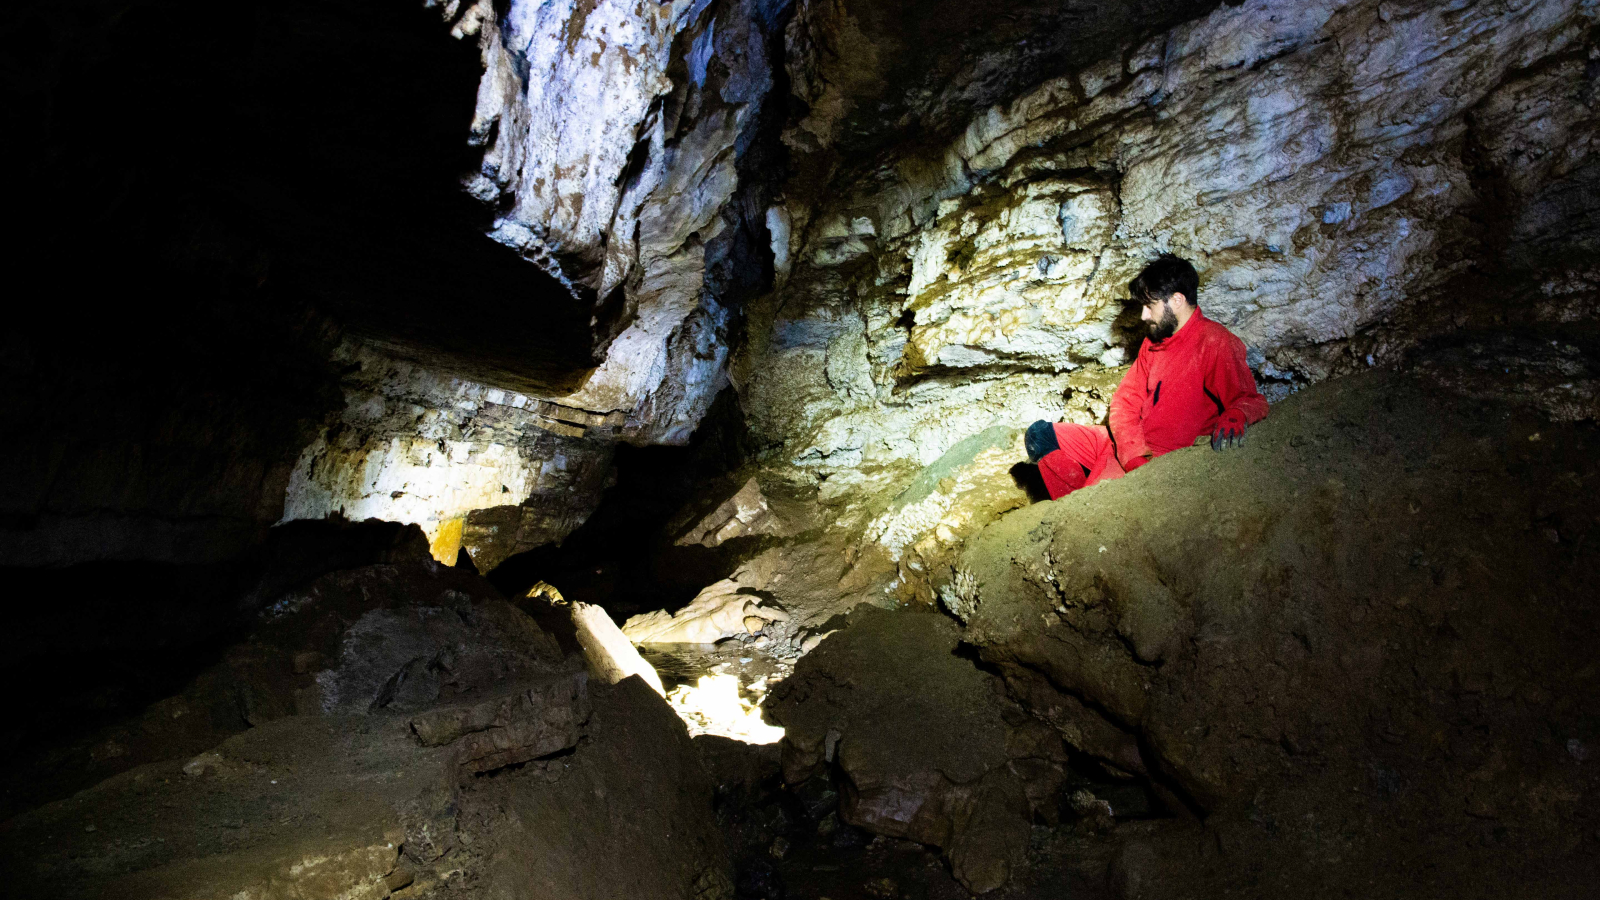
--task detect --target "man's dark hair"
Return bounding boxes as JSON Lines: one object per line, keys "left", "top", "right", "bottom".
{"left": 1130, "top": 253, "right": 1199, "bottom": 307}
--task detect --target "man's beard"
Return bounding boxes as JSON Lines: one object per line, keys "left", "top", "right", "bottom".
{"left": 1146, "top": 304, "right": 1179, "bottom": 342}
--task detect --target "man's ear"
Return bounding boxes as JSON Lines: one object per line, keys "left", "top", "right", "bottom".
{"left": 1170, "top": 292, "right": 1189, "bottom": 307}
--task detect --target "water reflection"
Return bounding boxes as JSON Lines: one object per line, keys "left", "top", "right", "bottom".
{"left": 639, "top": 643, "right": 790, "bottom": 744}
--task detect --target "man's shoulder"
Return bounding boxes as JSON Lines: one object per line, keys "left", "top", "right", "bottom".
{"left": 1195, "top": 314, "right": 1246, "bottom": 349}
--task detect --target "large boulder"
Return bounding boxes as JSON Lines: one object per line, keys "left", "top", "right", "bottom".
{"left": 765, "top": 606, "right": 1068, "bottom": 893}
{"left": 0, "top": 715, "right": 461, "bottom": 900}
{"left": 0, "top": 541, "right": 732, "bottom": 900}
{"left": 457, "top": 676, "right": 734, "bottom": 900}
{"left": 958, "top": 370, "right": 1600, "bottom": 894}
{"left": 0, "top": 528, "right": 576, "bottom": 821}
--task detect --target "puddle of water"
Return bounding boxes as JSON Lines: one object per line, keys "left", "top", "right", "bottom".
{"left": 638, "top": 642, "right": 791, "bottom": 744}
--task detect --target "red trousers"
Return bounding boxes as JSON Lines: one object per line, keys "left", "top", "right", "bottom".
{"left": 1037, "top": 423, "right": 1129, "bottom": 500}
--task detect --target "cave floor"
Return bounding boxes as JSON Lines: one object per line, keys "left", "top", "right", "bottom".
{"left": 3, "top": 367, "right": 1598, "bottom": 900}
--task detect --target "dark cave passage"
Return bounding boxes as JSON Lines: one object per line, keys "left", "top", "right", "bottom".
{"left": 487, "top": 390, "right": 757, "bottom": 621}
{"left": 8, "top": 0, "right": 595, "bottom": 389}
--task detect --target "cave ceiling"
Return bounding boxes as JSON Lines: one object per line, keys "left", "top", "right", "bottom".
{"left": 787, "top": 0, "right": 1223, "bottom": 183}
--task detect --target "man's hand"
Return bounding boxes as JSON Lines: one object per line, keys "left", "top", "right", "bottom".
{"left": 1211, "top": 411, "right": 1247, "bottom": 451}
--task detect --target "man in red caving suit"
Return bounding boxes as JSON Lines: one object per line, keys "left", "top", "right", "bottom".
{"left": 1025, "top": 254, "right": 1270, "bottom": 501}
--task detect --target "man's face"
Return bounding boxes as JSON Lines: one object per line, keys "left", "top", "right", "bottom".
{"left": 1141, "top": 294, "right": 1180, "bottom": 342}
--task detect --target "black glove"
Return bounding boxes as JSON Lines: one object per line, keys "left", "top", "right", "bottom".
{"left": 1211, "top": 411, "right": 1247, "bottom": 451}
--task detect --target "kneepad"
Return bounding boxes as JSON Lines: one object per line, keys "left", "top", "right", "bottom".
{"left": 1025, "top": 420, "right": 1060, "bottom": 462}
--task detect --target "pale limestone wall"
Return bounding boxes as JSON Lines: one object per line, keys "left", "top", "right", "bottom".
{"left": 281, "top": 0, "right": 785, "bottom": 562}
{"left": 738, "top": 0, "right": 1600, "bottom": 557}
{"left": 456, "top": 0, "right": 769, "bottom": 441}
{"left": 280, "top": 343, "right": 613, "bottom": 567}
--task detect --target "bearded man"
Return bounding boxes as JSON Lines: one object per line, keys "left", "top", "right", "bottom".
{"left": 1025, "top": 254, "right": 1270, "bottom": 500}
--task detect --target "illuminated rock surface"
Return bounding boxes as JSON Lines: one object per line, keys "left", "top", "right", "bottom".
{"left": 572, "top": 600, "right": 668, "bottom": 695}
{"left": 624, "top": 575, "right": 792, "bottom": 644}
{"left": 738, "top": 0, "right": 1600, "bottom": 585}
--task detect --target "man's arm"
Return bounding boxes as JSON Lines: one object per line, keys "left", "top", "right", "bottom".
{"left": 1205, "top": 335, "right": 1269, "bottom": 449}
{"left": 1108, "top": 352, "right": 1153, "bottom": 469}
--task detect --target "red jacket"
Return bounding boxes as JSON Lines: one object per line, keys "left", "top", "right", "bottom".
{"left": 1109, "top": 310, "right": 1269, "bottom": 467}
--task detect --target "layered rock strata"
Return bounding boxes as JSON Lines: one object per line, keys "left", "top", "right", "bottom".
{"left": 276, "top": 0, "right": 796, "bottom": 563}
{"left": 279, "top": 342, "right": 618, "bottom": 568}
{"left": 735, "top": 0, "right": 1600, "bottom": 579}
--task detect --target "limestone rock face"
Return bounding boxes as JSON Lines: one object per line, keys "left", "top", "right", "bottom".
{"left": 677, "top": 477, "right": 783, "bottom": 548}
{"left": 274, "top": 0, "right": 796, "bottom": 562}
{"left": 623, "top": 578, "right": 791, "bottom": 644}
{"left": 454, "top": 0, "right": 785, "bottom": 442}
{"left": 279, "top": 342, "right": 616, "bottom": 569}
{"left": 239, "top": 0, "right": 1600, "bottom": 577}
{"left": 734, "top": 0, "right": 1600, "bottom": 578}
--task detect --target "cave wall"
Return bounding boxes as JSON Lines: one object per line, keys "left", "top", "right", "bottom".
{"left": 453, "top": 0, "right": 788, "bottom": 441}
{"left": 273, "top": 0, "right": 795, "bottom": 565}
{"left": 2, "top": 0, "right": 795, "bottom": 572}
{"left": 735, "top": 0, "right": 1600, "bottom": 564}
{"left": 277, "top": 342, "right": 617, "bottom": 568}
{"left": 11, "top": 0, "right": 1600, "bottom": 578}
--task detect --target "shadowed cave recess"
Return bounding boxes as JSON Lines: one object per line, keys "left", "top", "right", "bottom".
{"left": 4, "top": 0, "right": 1600, "bottom": 898}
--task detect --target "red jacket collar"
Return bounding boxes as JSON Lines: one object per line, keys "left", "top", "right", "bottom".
{"left": 1144, "top": 307, "right": 1206, "bottom": 353}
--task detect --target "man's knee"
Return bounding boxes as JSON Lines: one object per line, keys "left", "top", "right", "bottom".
{"left": 1025, "top": 420, "right": 1059, "bottom": 462}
